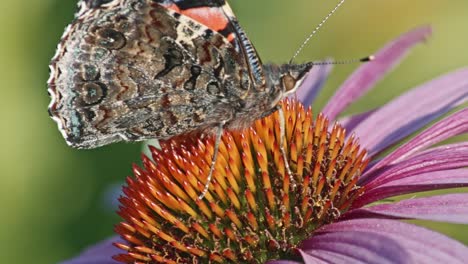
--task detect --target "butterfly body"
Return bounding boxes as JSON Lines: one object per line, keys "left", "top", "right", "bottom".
{"left": 48, "top": 0, "right": 312, "bottom": 148}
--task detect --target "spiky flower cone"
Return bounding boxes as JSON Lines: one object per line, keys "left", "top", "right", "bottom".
{"left": 114, "top": 99, "right": 368, "bottom": 263}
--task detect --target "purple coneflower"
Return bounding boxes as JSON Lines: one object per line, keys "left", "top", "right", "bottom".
{"left": 62, "top": 26, "right": 468, "bottom": 264}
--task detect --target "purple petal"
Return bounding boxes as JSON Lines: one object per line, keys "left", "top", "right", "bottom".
{"left": 354, "top": 169, "right": 468, "bottom": 207}
{"left": 294, "top": 63, "right": 332, "bottom": 107}
{"left": 339, "top": 109, "right": 377, "bottom": 133}
{"left": 60, "top": 236, "right": 124, "bottom": 264}
{"left": 347, "top": 193, "right": 468, "bottom": 224}
{"left": 322, "top": 26, "right": 432, "bottom": 121}
{"left": 364, "top": 108, "right": 468, "bottom": 177}
{"left": 348, "top": 68, "right": 468, "bottom": 156}
{"left": 360, "top": 142, "right": 468, "bottom": 188}
{"left": 267, "top": 260, "right": 304, "bottom": 264}
{"left": 301, "top": 231, "right": 411, "bottom": 264}
{"left": 302, "top": 219, "right": 468, "bottom": 264}
{"left": 301, "top": 248, "right": 377, "bottom": 264}
{"left": 301, "top": 248, "right": 374, "bottom": 264}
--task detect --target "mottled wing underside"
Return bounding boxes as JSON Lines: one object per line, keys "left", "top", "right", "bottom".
{"left": 48, "top": 0, "right": 258, "bottom": 148}
{"left": 155, "top": 0, "right": 265, "bottom": 87}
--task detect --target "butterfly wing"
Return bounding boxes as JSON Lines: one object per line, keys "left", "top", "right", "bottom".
{"left": 48, "top": 0, "right": 259, "bottom": 148}
{"left": 156, "top": 0, "right": 266, "bottom": 87}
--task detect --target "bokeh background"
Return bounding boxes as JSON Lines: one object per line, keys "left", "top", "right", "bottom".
{"left": 1, "top": 0, "right": 467, "bottom": 263}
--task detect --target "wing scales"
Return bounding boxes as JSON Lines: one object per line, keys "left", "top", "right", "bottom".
{"left": 48, "top": 0, "right": 254, "bottom": 148}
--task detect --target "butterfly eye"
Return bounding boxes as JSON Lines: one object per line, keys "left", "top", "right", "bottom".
{"left": 281, "top": 73, "right": 297, "bottom": 93}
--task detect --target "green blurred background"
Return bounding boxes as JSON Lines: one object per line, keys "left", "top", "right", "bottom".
{"left": 1, "top": 0, "right": 467, "bottom": 263}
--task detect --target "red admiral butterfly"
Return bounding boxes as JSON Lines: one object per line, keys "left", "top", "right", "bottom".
{"left": 48, "top": 0, "right": 315, "bottom": 197}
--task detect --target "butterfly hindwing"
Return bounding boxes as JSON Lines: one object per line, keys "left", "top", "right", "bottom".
{"left": 48, "top": 0, "right": 257, "bottom": 148}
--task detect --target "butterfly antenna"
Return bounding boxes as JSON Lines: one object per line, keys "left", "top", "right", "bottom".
{"left": 312, "top": 55, "right": 375, "bottom": 66}
{"left": 289, "top": 0, "right": 347, "bottom": 64}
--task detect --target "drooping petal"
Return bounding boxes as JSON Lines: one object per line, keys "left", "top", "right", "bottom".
{"left": 347, "top": 193, "right": 468, "bottom": 224}
{"left": 267, "top": 260, "right": 304, "bottom": 264}
{"left": 294, "top": 63, "right": 333, "bottom": 107}
{"left": 339, "top": 109, "right": 377, "bottom": 132}
{"left": 301, "top": 248, "right": 381, "bottom": 264}
{"left": 354, "top": 169, "right": 468, "bottom": 207}
{"left": 348, "top": 68, "right": 468, "bottom": 156}
{"left": 302, "top": 219, "right": 468, "bottom": 264}
{"left": 360, "top": 143, "right": 468, "bottom": 187}
{"left": 301, "top": 231, "right": 411, "bottom": 264}
{"left": 60, "top": 236, "right": 124, "bottom": 264}
{"left": 298, "top": 251, "right": 331, "bottom": 264}
{"left": 365, "top": 108, "right": 468, "bottom": 176}
{"left": 322, "top": 26, "right": 432, "bottom": 121}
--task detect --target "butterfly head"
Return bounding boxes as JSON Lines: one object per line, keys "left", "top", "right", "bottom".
{"left": 280, "top": 63, "right": 313, "bottom": 95}
{"left": 263, "top": 63, "right": 313, "bottom": 107}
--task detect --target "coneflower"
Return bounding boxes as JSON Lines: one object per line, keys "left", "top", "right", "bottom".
{"left": 62, "top": 26, "right": 468, "bottom": 264}
{"left": 113, "top": 99, "right": 368, "bottom": 263}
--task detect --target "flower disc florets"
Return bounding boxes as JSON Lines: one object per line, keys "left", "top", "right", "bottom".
{"left": 114, "top": 99, "right": 368, "bottom": 263}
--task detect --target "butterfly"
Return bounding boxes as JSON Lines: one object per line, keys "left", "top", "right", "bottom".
{"left": 48, "top": 0, "right": 314, "bottom": 197}
{"left": 48, "top": 0, "right": 312, "bottom": 149}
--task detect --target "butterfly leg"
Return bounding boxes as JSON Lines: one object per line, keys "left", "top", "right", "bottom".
{"left": 277, "top": 105, "right": 296, "bottom": 190}
{"left": 198, "top": 121, "right": 225, "bottom": 200}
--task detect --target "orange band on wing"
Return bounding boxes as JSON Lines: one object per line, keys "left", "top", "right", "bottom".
{"left": 163, "top": 4, "right": 235, "bottom": 42}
